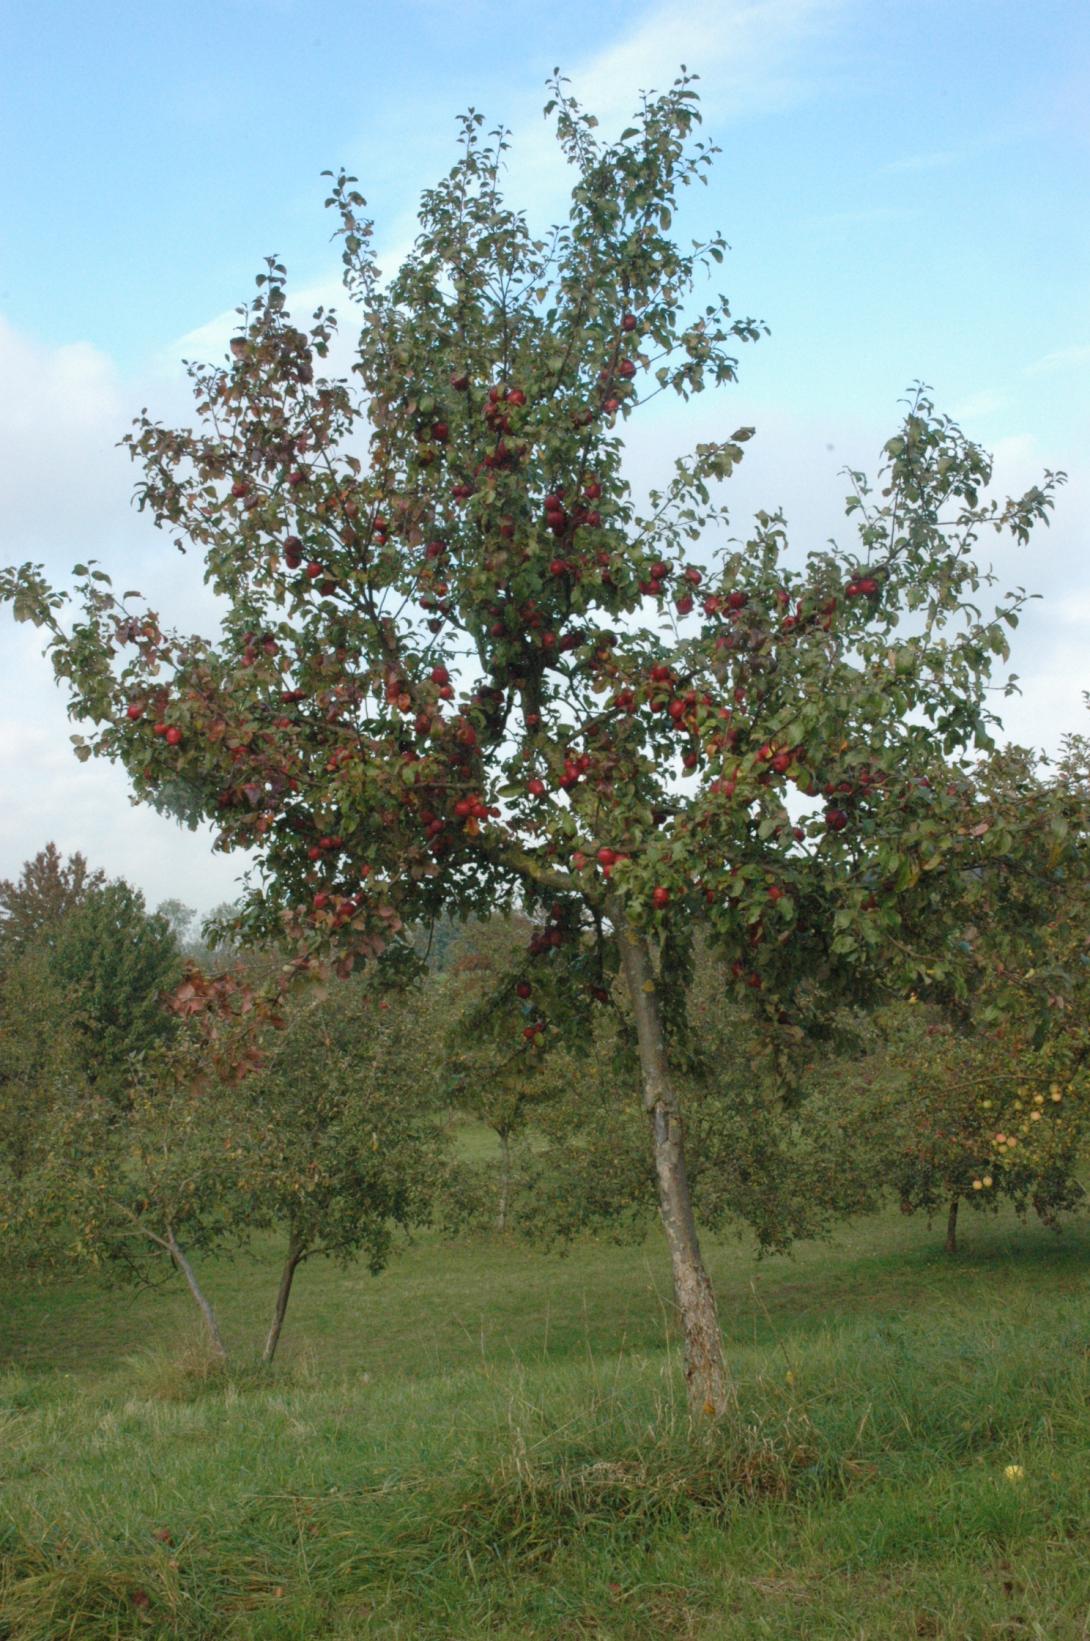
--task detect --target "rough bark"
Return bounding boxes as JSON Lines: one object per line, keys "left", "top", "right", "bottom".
{"left": 497, "top": 1129, "right": 512, "bottom": 1233}
{"left": 945, "top": 1196, "right": 960, "bottom": 1255}
{"left": 263, "top": 1230, "right": 307, "bottom": 1364}
{"left": 610, "top": 898, "right": 730, "bottom": 1416}
{"left": 165, "top": 1226, "right": 228, "bottom": 1360}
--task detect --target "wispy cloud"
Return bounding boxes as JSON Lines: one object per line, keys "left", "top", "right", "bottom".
{"left": 801, "top": 204, "right": 914, "bottom": 230}
{"left": 492, "top": 0, "right": 848, "bottom": 218}
{"left": 1024, "top": 343, "right": 1090, "bottom": 377}
{"left": 168, "top": 0, "right": 848, "bottom": 372}
{"left": 878, "top": 127, "right": 1020, "bottom": 178}
{"left": 881, "top": 148, "right": 963, "bottom": 175}
{"left": 952, "top": 389, "right": 1012, "bottom": 420}
{"left": 562, "top": 0, "right": 845, "bottom": 125}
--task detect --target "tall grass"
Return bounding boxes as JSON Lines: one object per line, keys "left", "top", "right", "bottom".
{"left": 3, "top": 1181, "right": 1090, "bottom": 1637}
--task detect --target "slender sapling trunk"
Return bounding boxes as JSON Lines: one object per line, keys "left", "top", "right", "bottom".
{"left": 263, "top": 1229, "right": 307, "bottom": 1364}
{"left": 165, "top": 1226, "right": 228, "bottom": 1360}
{"left": 611, "top": 900, "right": 730, "bottom": 1416}
{"left": 945, "top": 1196, "right": 960, "bottom": 1255}
{"left": 497, "top": 1128, "right": 512, "bottom": 1233}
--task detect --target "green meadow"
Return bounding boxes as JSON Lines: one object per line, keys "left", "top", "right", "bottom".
{"left": 3, "top": 1128, "right": 1089, "bottom": 1639}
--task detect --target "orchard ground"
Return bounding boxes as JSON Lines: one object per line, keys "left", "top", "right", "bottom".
{"left": 4, "top": 1123, "right": 1090, "bottom": 1639}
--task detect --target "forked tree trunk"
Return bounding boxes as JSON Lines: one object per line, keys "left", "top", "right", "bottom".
{"left": 165, "top": 1227, "right": 228, "bottom": 1360}
{"left": 945, "top": 1196, "right": 960, "bottom": 1255}
{"left": 611, "top": 901, "right": 730, "bottom": 1417}
{"left": 497, "top": 1129, "right": 512, "bottom": 1233}
{"left": 263, "top": 1231, "right": 307, "bottom": 1364}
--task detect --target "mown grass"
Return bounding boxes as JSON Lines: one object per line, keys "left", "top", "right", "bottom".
{"left": 3, "top": 1133, "right": 1090, "bottom": 1638}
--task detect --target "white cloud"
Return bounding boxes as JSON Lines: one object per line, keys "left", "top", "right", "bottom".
{"left": 482, "top": 0, "right": 846, "bottom": 224}
{"left": 0, "top": 317, "right": 131, "bottom": 560}
{"left": 1024, "top": 343, "right": 1090, "bottom": 377}
{"left": 880, "top": 148, "right": 963, "bottom": 174}
{"left": 0, "top": 627, "right": 245, "bottom": 915}
{"left": 951, "top": 389, "right": 1012, "bottom": 421}
{"left": 563, "top": 0, "right": 843, "bottom": 125}
{"left": 166, "top": 274, "right": 348, "bottom": 373}
{"left": 0, "top": 316, "right": 242, "bottom": 913}
{"left": 801, "top": 205, "right": 914, "bottom": 230}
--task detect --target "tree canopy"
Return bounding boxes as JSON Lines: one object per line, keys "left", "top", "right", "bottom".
{"left": 0, "top": 71, "right": 1066, "bottom": 1412}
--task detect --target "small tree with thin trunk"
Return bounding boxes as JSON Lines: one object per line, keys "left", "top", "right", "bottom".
{"left": 227, "top": 972, "right": 442, "bottom": 1364}
{"left": 881, "top": 738, "right": 1090, "bottom": 1251}
{"left": 1, "top": 73, "right": 1063, "bottom": 1413}
{"left": 5, "top": 1037, "right": 239, "bottom": 1359}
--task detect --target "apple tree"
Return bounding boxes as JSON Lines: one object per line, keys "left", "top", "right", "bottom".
{"left": 223, "top": 967, "right": 444, "bottom": 1363}
{"left": 885, "top": 735, "right": 1090, "bottom": 1250}
{"left": 1, "top": 72, "right": 1064, "bottom": 1414}
{"left": 2, "top": 1026, "right": 241, "bottom": 1357}
{"left": 1, "top": 856, "right": 181, "bottom": 1206}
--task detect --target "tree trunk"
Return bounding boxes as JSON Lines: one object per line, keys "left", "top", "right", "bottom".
{"left": 610, "top": 900, "right": 730, "bottom": 1417}
{"left": 262, "top": 1230, "right": 306, "bottom": 1364}
{"left": 497, "top": 1129, "right": 512, "bottom": 1233}
{"left": 945, "top": 1196, "right": 960, "bottom": 1255}
{"left": 165, "top": 1227, "right": 228, "bottom": 1360}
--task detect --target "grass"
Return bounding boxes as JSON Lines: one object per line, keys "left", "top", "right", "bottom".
{"left": 3, "top": 1128, "right": 1090, "bottom": 1638}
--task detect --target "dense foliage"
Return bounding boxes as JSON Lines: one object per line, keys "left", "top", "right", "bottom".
{"left": 0, "top": 73, "right": 1070, "bottom": 1408}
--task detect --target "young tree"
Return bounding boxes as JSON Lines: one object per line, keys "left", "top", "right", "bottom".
{"left": 890, "top": 1010, "right": 1086, "bottom": 1253}
{"left": 1, "top": 75, "right": 1063, "bottom": 1413}
{"left": 0, "top": 941, "right": 84, "bottom": 1190}
{"left": 46, "top": 880, "right": 182, "bottom": 1106}
{"left": 886, "top": 736, "right": 1090, "bottom": 1250}
{"left": 0, "top": 842, "right": 105, "bottom": 961}
{"left": 228, "top": 971, "right": 443, "bottom": 1363}
{"left": 3, "top": 1037, "right": 238, "bottom": 1357}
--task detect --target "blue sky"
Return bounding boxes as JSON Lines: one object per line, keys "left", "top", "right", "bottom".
{"left": 1, "top": 0, "right": 1088, "bottom": 913}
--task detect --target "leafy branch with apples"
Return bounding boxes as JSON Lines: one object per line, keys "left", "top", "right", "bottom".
{"left": 1, "top": 69, "right": 1072, "bottom": 1416}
